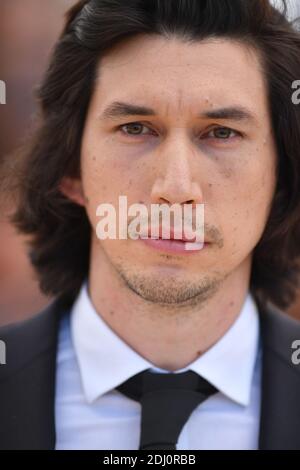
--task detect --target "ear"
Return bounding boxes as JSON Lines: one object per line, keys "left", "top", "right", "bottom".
{"left": 59, "top": 176, "right": 86, "bottom": 207}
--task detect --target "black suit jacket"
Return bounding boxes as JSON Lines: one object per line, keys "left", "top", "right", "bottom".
{"left": 0, "top": 299, "right": 300, "bottom": 450}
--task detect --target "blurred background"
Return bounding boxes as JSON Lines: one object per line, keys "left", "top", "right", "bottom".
{"left": 0, "top": 0, "right": 74, "bottom": 326}
{"left": 0, "top": 0, "right": 299, "bottom": 326}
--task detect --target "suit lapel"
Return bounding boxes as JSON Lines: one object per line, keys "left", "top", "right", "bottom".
{"left": 0, "top": 300, "right": 65, "bottom": 450}
{"left": 258, "top": 303, "right": 300, "bottom": 450}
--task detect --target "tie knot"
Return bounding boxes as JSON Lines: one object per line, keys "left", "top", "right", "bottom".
{"left": 116, "top": 369, "right": 218, "bottom": 450}
{"left": 116, "top": 369, "right": 217, "bottom": 402}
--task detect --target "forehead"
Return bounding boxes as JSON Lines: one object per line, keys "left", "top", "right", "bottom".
{"left": 92, "top": 34, "right": 268, "bottom": 117}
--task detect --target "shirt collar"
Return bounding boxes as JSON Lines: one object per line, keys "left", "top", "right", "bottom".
{"left": 186, "top": 293, "right": 259, "bottom": 406}
{"left": 71, "top": 284, "right": 259, "bottom": 406}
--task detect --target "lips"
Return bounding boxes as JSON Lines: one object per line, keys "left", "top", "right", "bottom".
{"left": 137, "top": 225, "right": 206, "bottom": 254}
{"left": 139, "top": 237, "right": 205, "bottom": 254}
{"left": 141, "top": 226, "right": 199, "bottom": 243}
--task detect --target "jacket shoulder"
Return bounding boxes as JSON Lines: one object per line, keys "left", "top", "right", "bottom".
{"left": 260, "top": 302, "right": 300, "bottom": 372}
{"left": 0, "top": 300, "right": 68, "bottom": 381}
{"left": 258, "top": 303, "right": 300, "bottom": 449}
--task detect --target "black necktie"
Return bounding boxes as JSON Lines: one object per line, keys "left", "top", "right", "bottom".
{"left": 116, "top": 369, "right": 218, "bottom": 450}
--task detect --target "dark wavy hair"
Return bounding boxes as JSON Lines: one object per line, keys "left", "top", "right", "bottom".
{"left": 12, "top": 0, "right": 300, "bottom": 309}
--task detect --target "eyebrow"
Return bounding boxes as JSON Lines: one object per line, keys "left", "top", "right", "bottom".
{"left": 99, "top": 101, "right": 257, "bottom": 123}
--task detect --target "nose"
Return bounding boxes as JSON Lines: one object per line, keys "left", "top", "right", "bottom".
{"left": 150, "top": 133, "right": 203, "bottom": 207}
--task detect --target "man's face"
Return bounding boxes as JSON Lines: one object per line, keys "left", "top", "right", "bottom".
{"left": 69, "top": 35, "right": 277, "bottom": 306}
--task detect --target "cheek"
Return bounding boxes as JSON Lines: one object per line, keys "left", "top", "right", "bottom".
{"left": 212, "top": 152, "right": 276, "bottom": 251}
{"left": 82, "top": 140, "right": 151, "bottom": 209}
{"left": 240, "top": 152, "right": 276, "bottom": 219}
{"left": 80, "top": 154, "right": 143, "bottom": 233}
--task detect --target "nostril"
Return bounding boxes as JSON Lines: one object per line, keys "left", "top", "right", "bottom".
{"left": 159, "top": 198, "right": 170, "bottom": 204}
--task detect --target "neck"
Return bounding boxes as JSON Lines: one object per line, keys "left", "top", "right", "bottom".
{"left": 88, "top": 246, "right": 252, "bottom": 371}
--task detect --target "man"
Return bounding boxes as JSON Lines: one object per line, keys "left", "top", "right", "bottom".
{"left": 1, "top": 0, "right": 300, "bottom": 450}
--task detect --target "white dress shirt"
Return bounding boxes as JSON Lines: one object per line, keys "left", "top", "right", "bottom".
{"left": 55, "top": 284, "right": 261, "bottom": 450}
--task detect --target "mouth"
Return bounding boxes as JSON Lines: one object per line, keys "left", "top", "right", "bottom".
{"left": 138, "top": 227, "right": 207, "bottom": 254}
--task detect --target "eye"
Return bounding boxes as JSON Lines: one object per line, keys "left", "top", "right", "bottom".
{"left": 204, "top": 126, "right": 241, "bottom": 140}
{"left": 118, "top": 122, "right": 156, "bottom": 137}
